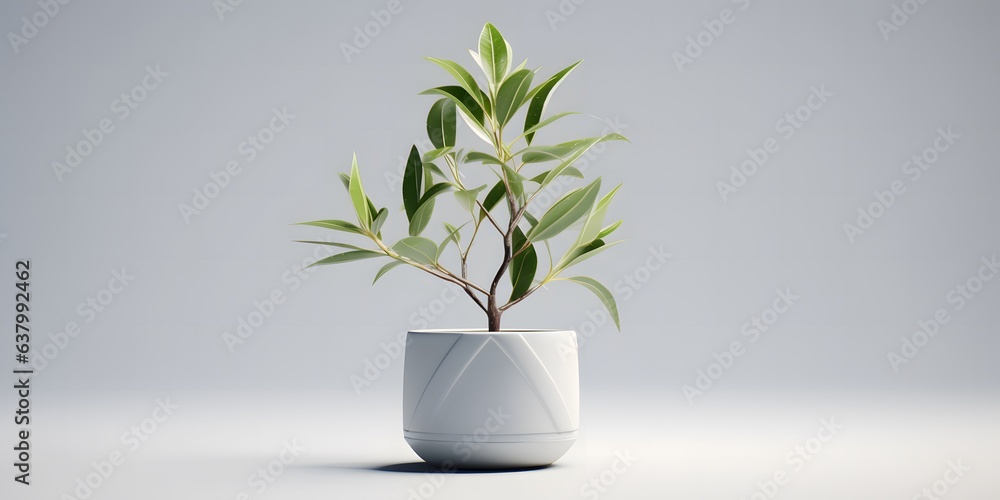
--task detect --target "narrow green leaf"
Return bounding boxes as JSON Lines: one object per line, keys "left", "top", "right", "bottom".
{"left": 523, "top": 210, "right": 539, "bottom": 226}
{"left": 293, "top": 240, "right": 369, "bottom": 251}
{"left": 597, "top": 220, "right": 622, "bottom": 240}
{"left": 421, "top": 86, "right": 484, "bottom": 124}
{"left": 539, "top": 134, "right": 627, "bottom": 188}
{"left": 454, "top": 184, "right": 487, "bottom": 212}
{"left": 373, "top": 260, "right": 405, "bottom": 284}
{"left": 294, "top": 219, "right": 365, "bottom": 235}
{"left": 338, "top": 172, "right": 350, "bottom": 190}
{"left": 576, "top": 184, "right": 621, "bottom": 247}
{"left": 403, "top": 146, "right": 423, "bottom": 221}
{"left": 526, "top": 179, "right": 601, "bottom": 242}
{"left": 523, "top": 61, "right": 581, "bottom": 145}
{"left": 513, "top": 111, "right": 578, "bottom": 143}
{"left": 423, "top": 161, "right": 446, "bottom": 178}
{"left": 392, "top": 236, "right": 439, "bottom": 265}
{"left": 566, "top": 276, "right": 620, "bottom": 330}
{"left": 419, "top": 182, "right": 453, "bottom": 205}
{"left": 422, "top": 147, "right": 452, "bottom": 163}
{"left": 503, "top": 164, "right": 524, "bottom": 201}
{"left": 479, "top": 23, "right": 510, "bottom": 91}
{"left": 426, "top": 58, "right": 485, "bottom": 108}
{"left": 308, "top": 250, "right": 385, "bottom": 267}
{"left": 371, "top": 208, "right": 388, "bottom": 235}
{"left": 349, "top": 154, "right": 371, "bottom": 229}
{"left": 465, "top": 151, "right": 506, "bottom": 166}
{"left": 479, "top": 180, "right": 507, "bottom": 221}
{"left": 409, "top": 199, "right": 434, "bottom": 236}
{"left": 437, "top": 222, "right": 468, "bottom": 260}
{"left": 495, "top": 69, "right": 534, "bottom": 126}
{"left": 556, "top": 239, "right": 622, "bottom": 272}
{"left": 528, "top": 166, "right": 583, "bottom": 184}
{"left": 509, "top": 227, "right": 537, "bottom": 301}
{"left": 427, "top": 99, "right": 456, "bottom": 149}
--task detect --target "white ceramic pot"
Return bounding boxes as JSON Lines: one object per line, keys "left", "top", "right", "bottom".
{"left": 402, "top": 329, "right": 579, "bottom": 469}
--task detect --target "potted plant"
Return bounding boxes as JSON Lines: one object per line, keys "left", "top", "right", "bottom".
{"left": 296, "top": 23, "right": 626, "bottom": 468}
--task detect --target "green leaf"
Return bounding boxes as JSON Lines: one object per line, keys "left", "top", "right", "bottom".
{"left": 576, "top": 184, "right": 620, "bottom": 247}
{"left": 566, "top": 276, "right": 620, "bottom": 330}
{"left": 349, "top": 154, "right": 371, "bottom": 230}
{"left": 597, "top": 220, "right": 622, "bottom": 240}
{"left": 437, "top": 222, "right": 468, "bottom": 260}
{"left": 373, "top": 260, "right": 405, "bottom": 284}
{"left": 420, "top": 86, "right": 485, "bottom": 125}
{"left": 426, "top": 58, "right": 485, "bottom": 108}
{"left": 427, "top": 99, "right": 457, "bottom": 149}
{"left": 509, "top": 227, "right": 537, "bottom": 301}
{"left": 403, "top": 145, "right": 423, "bottom": 221}
{"left": 338, "top": 172, "right": 350, "bottom": 190}
{"left": 503, "top": 164, "right": 525, "bottom": 201}
{"left": 371, "top": 208, "right": 388, "bottom": 235}
{"left": 294, "top": 240, "right": 368, "bottom": 250}
{"left": 526, "top": 179, "right": 601, "bottom": 242}
{"left": 307, "top": 250, "right": 385, "bottom": 267}
{"left": 392, "top": 236, "right": 439, "bottom": 265}
{"left": 465, "top": 151, "right": 507, "bottom": 166}
{"left": 523, "top": 61, "right": 581, "bottom": 145}
{"left": 421, "top": 86, "right": 492, "bottom": 145}
{"left": 294, "top": 219, "right": 366, "bottom": 235}
{"left": 422, "top": 147, "right": 452, "bottom": 163}
{"left": 423, "top": 161, "right": 446, "bottom": 178}
{"left": 454, "top": 184, "right": 487, "bottom": 212}
{"left": 479, "top": 180, "right": 507, "bottom": 221}
{"left": 409, "top": 199, "right": 435, "bottom": 236}
{"left": 528, "top": 166, "right": 583, "bottom": 184}
{"left": 407, "top": 183, "right": 450, "bottom": 236}
{"left": 495, "top": 69, "right": 533, "bottom": 126}
{"left": 513, "top": 111, "right": 578, "bottom": 143}
{"left": 556, "top": 239, "right": 621, "bottom": 273}
{"left": 538, "top": 134, "right": 627, "bottom": 188}
{"left": 419, "top": 182, "right": 453, "bottom": 204}
{"left": 479, "top": 23, "right": 510, "bottom": 91}
{"left": 523, "top": 210, "right": 539, "bottom": 226}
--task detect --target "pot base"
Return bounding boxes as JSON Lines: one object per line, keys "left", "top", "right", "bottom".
{"left": 404, "top": 430, "right": 577, "bottom": 469}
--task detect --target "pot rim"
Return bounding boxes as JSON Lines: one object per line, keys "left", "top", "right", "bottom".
{"left": 408, "top": 328, "right": 573, "bottom": 335}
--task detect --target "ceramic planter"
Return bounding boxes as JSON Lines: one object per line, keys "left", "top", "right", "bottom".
{"left": 402, "top": 329, "right": 579, "bottom": 469}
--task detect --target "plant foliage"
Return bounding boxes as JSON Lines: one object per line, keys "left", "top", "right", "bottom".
{"left": 295, "top": 23, "right": 628, "bottom": 331}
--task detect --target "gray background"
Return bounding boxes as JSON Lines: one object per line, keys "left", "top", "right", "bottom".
{"left": 1, "top": 0, "right": 998, "bottom": 498}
